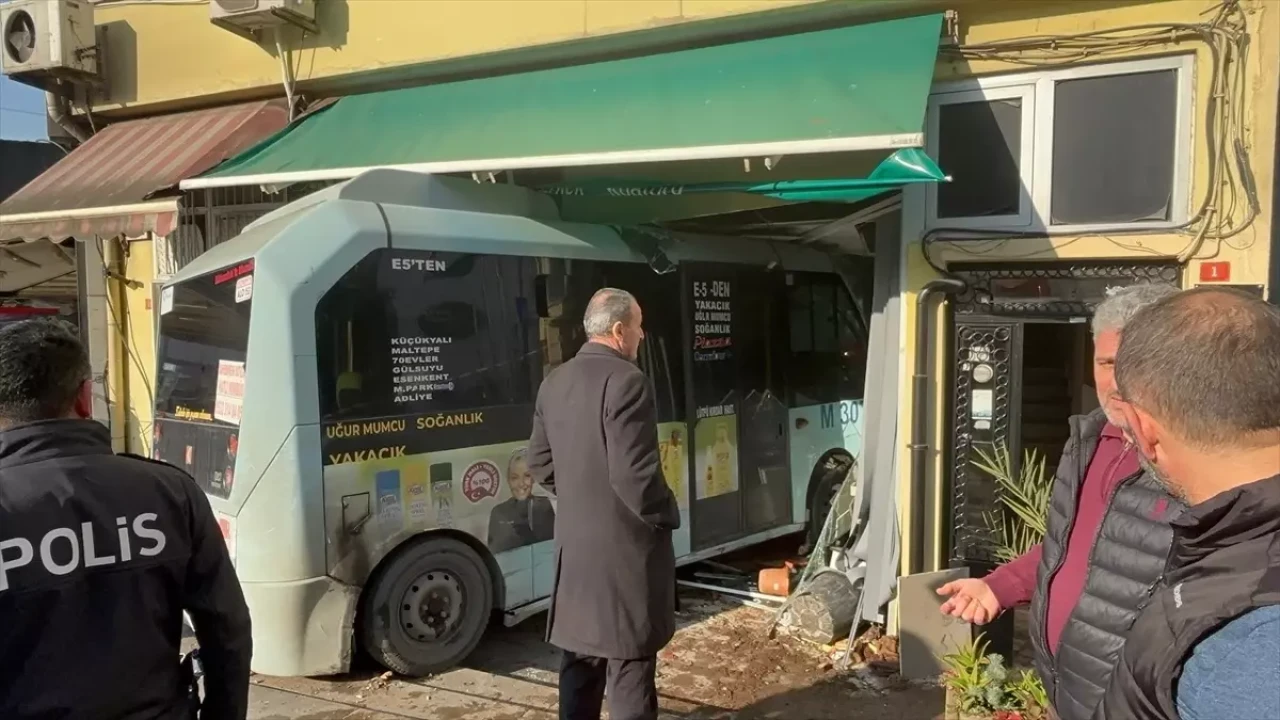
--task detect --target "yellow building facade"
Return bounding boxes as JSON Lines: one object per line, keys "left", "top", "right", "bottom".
{"left": 898, "top": 0, "right": 1279, "bottom": 584}
{"left": 73, "top": 0, "right": 1276, "bottom": 593}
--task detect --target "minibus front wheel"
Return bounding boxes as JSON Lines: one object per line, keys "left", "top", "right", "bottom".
{"left": 359, "top": 536, "right": 494, "bottom": 676}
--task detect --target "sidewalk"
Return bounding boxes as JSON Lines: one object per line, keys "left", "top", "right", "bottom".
{"left": 241, "top": 598, "right": 944, "bottom": 719}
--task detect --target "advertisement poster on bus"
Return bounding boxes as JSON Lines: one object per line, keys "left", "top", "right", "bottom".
{"left": 319, "top": 408, "right": 692, "bottom": 585}
{"left": 694, "top": 411, "right": 738, "bottom": 499}
{"left": 658, "top": 424, "right": 687, "bottom": 508}
{"left": 213, "top": 360, "right": 245, "bottom": 426}
{"left": 320, "top": 420, "right": 552, "bottom": 551}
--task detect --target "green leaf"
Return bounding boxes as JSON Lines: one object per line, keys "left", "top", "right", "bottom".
{"left": 975, "top": 444, "right": 1053, "bottom": 560}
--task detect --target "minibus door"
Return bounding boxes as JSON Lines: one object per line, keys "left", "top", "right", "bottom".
{"left": 685, "top": 265, "right": 744, "bottom": 549}
{"left": 735, "top": 269, "right": 791, "bottom": 534}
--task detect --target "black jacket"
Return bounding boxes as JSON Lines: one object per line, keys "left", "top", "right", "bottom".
{"left": 1093, "top": 473, "right": 1280, "bottom": 720}
{"left": 528, "top": 343, "right": 681, "bottom": 660}
{"left": 0, "top": 420, "right": 252, "bottom": 720}
{"left": 1028, "top": 410, "right": 1184, "bottom": 720}
{"left": 486, "top": 495, "right": 555, "bottom": 553}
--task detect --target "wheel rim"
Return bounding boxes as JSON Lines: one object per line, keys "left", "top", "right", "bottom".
{"left": 398, "top": 570, "right": 466, "bottom": 644}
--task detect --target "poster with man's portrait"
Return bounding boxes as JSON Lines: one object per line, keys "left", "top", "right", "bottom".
{"left": 486, "top": 446, "right": 556, "bottom": 553}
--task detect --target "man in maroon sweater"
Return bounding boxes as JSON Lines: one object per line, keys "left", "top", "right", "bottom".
{"left": 937, "top": 283, "right": 1184, "bottom": 720}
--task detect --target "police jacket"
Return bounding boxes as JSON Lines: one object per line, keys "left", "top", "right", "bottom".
{"left": 1092, "top": 473, "right": 1280, "bottom": 720}
{"left": 0, "top": 419, "right": 252, "bottom": 720}
{"left": 1029, "top": 410, "right": 1184, "bottom": 720}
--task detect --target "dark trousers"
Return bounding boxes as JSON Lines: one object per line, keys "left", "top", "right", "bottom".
{"left": 559, "top": 650, "right": 658, "bottom": 720}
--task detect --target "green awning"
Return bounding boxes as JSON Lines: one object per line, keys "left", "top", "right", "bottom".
{"left": 542, "top": 149, "right": 945, "bottom": 203}
{"left": 184, "top": 13, "right": 944, "bottom": 190}
{"left": 542, "top": 148, "right": 947, "bottom": 223}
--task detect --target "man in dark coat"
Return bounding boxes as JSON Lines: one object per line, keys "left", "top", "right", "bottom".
{"left": 528, "top": 287, "right": 681, "bottom": 720}
{"left": 0, "top": 318, "right": 252, "bottom": 720}
{"left": 1094, "top": 287, "right": 1280, "bottom": 720}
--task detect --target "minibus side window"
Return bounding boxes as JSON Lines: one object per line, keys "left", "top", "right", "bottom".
{"left": 785, "top": 272, "right": 870, "bottom": 406}
{"left": 316, "top": 250, "right": 541, "bottom": 420}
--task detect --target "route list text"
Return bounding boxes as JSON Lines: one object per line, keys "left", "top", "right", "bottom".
{"left": 391, "top": 336, "right": 454, "bottom": 404}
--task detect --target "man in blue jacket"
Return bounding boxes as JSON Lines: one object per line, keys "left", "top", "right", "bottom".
{"left": 1094, "top": 287, "right": 1280, "bottom": 720}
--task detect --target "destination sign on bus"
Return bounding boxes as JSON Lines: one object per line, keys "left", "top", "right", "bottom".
{"left": 213, "top": 260, "right": 254, "bottom": 286}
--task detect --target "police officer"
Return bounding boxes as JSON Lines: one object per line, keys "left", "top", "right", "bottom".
{"left": 0, "top": 319, "right": 252, "bottom": 719}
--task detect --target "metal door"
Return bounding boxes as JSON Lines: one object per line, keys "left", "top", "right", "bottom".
{"left": 686, "top": 265, "right": 744, "bottom": 549}
{"left": 948, "top": 319, "right": 1024, "bottom": 564}
{"left": 736, "top": 270, "right": 792, "bottom": 534}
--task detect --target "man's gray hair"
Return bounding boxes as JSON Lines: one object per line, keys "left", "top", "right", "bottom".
{"left": 583, "top": 288, "right": 637, "bottom": 338}
{"left": 1116, "top": 287, "right": 1280, "bottom": 449}
{"left": 1091, "top": 282, "right": 1181, "bottom": 337}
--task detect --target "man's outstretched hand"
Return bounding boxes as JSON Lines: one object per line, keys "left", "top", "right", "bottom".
{"left": 937, "top": 578, "right": 1002, "bottom": 625}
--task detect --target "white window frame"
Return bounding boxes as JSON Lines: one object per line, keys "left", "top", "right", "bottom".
{"left": 925, "top": 54, "right": 1196, "bottom": 235}
{"left": 925, "top": 84, "right": 1037, "bottom": 230}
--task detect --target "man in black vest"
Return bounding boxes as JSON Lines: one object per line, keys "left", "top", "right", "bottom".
{"left": 0, "top": 318, "right": 252, "bottom": 720}
{"left": 1094, "top": 287, "right": 1280, "bottom": 720}
{"left": 938, "top": 283, "right": 1184, "bottom": 720}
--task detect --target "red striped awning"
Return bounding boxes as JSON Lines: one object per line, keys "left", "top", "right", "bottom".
{"left": 0, "top": 99, "right": 288, "bottom": 241}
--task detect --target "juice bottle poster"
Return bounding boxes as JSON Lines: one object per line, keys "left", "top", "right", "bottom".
{"left": 404, "top": 462, "right": 429, "bottom": 525}
{"left": 375, "top": 469, "right": 403, "bottom": 530}
{"left": 659, "top": 426, "right": 686, "bottom": 506}
{"left": 695, "top": 413, "right": 738, "bottom": 499}
{"left": 430, "top": 462, "right": 454, "bottom": 528}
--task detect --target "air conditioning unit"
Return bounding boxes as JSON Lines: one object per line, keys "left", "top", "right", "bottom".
{"left": 211, "top": 0, "right": 318, "bottom": 40}
{"left": 1, "top": 0, "right": 98, "bottom": 86}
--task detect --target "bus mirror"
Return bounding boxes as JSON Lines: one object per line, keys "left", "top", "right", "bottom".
{"left": 535, "top": 275, "right": 551, "bottom": 318}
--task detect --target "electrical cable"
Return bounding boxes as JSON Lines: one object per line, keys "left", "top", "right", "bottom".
{"left": 274, "top": 28, "right": 298, "bottom": 122}
{"left": 97, "top": 237, "right": 157, "bottom": 445}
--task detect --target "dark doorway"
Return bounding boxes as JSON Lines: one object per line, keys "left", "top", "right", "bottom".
{"left": 942, "top": 260, "right": 1182, "bottom": 662}
{"left": 947, "top": 318, "right": 1095, "bottom": 566}
{"left": 1019, "top": 322, "right": 1094, "bottom": 472}
{"left": 945, "top": 260, "right": 1180, "bottom": 567}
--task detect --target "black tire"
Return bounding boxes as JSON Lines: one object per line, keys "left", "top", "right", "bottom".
{"left": 806, "top": 455, "right": 852, "bottom": 550}
{"left": 360, "top": 537, "right": 494, "bottom": 676}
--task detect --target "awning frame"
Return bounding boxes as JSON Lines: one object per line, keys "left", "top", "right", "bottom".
{"left": 0, "top": 199, "right": 179, "bottom": 226}
{"left": 180, "top": 133, "right": 924, "bottom": 191}
{"left": 0, "top": 199, "right": 181, "bottom": 243}
{"left": 0, "top": 99, "right": 288, "bottom": 240}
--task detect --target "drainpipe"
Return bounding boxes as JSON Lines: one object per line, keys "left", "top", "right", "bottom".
{"left": 908, "top": 278, "right": 966, "bottom": 575}
{"left": 102, "top": 238, "right": 129, "bottom": 452}
{"left": 1269, "top": 78, "right": 1280, "bottom": 305}
{"left": 45, "top": 92, "right": 91, "bottom": 144}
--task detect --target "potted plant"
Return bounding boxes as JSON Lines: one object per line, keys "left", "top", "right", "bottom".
{"left": 942, "top": 634, "right": 1048, "bottom": 720}
{"left": 973, "top": 445, "right": 1053, "bottom": 562}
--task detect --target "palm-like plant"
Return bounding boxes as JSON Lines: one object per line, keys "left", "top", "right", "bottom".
{"left": 972, "top": 445, "right": 1053, "bottom": 562}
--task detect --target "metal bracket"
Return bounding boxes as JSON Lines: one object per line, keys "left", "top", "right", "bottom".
{"left": 341, "top": 493, "right": 372, "bottom": 535}
{"left": 941, "top": 10, "right": 961, "bottom": 47}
